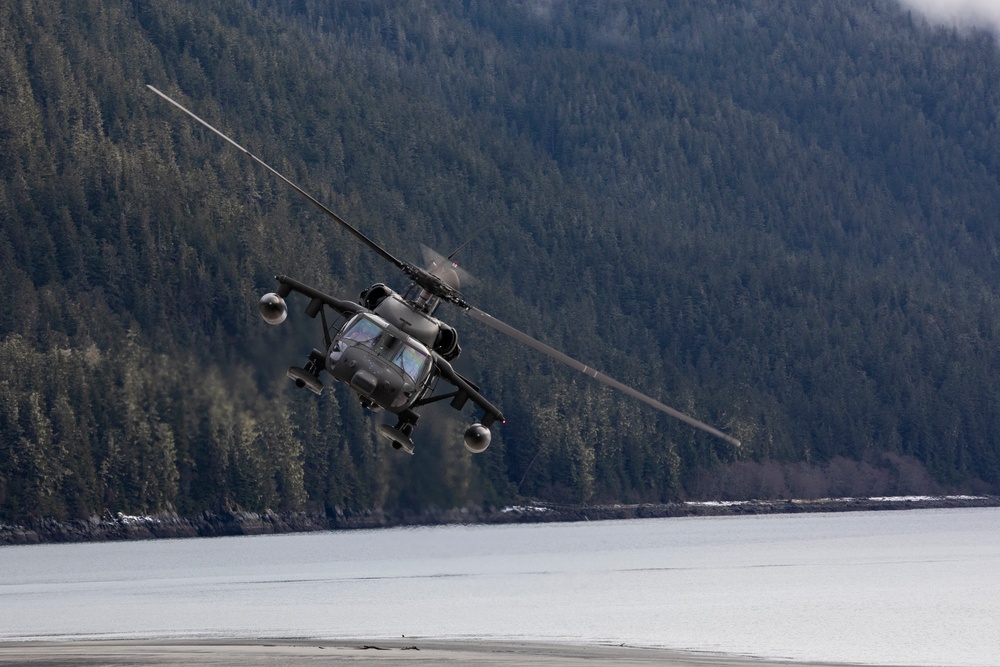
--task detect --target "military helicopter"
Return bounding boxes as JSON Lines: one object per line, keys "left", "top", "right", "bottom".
{"left": 148, "top": 85, "right": 741, "bottom": 455}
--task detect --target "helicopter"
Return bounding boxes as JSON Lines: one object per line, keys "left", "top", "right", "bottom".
{"left": 148, "top": 85, "right": 741, "bottom": 455}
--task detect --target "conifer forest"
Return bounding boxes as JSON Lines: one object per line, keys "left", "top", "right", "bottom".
{"left": 3, "top": 0, "right": 1000, "bottom": 524}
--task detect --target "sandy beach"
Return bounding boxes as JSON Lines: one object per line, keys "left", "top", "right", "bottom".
{"left": 0, "top": 639, "right": 895, "bottom": 666}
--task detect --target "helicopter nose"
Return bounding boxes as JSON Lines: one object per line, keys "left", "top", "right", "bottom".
{"left": 350, "top": 370, "right": 378, "bottom": 395}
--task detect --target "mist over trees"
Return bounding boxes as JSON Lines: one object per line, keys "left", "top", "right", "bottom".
{"left": 2, "top": 0, "right": 1000, "bottom": 523}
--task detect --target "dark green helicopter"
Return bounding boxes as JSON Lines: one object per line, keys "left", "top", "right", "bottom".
{"left": 149, "top": 85, "right": 741, "bottom": 455}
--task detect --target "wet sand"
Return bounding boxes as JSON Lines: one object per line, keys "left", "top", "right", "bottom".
{"left": 0, "top": 639, "right": 891, "bottom": 666}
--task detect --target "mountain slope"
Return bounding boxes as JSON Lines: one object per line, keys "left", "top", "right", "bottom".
{"left": 2, "top": 0, "right": 999, "bottom": 522}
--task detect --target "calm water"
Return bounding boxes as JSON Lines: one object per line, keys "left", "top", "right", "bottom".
{"left": 1, "top": 507, "right": 998, "bottom": 666}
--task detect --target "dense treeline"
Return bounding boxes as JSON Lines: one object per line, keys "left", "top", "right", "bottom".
{"left": 2, "top": 0, "right": 999, "bottom": 523}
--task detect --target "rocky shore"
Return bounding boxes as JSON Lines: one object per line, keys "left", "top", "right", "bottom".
{"left": 0, "top": 638, "right": 869, "bottom": 666}
{"left": 2, "top": 495, "right": 997, "bottom": 546}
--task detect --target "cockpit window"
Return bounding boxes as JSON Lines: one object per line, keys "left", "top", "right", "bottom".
{"left": 341, "top": 317, "right": 383, "bottom": 347}
{"left": 393, "top": 343, "right": 429, "bottom": 382}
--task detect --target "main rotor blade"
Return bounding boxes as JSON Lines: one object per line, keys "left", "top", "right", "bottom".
{"left": 147, "top": 85, "right": 407, "bottom": 272}
{"left": 464, "top": 306, "right": 741, "bottom": 448}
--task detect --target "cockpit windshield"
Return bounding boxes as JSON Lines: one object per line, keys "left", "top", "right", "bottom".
{"left": 338, "top": 315, "right": 429, "bottom": 382}
{"left": 393, "top": 343, "right": 429, "bottom": 382}
{"left": 341, "top": 316, "right": 383, "bottom": 347}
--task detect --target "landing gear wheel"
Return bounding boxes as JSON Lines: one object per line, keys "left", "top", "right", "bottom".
{"left": 379, "top": 424, "right": 415, "bottom": 455}
{"left": 287, "top": 366, "right": 323, "bottom": 395}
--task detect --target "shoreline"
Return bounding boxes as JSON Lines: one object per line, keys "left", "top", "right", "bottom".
{"left": 2, "top": 494, "right": 997, "bottom": 546}
{"left": 0, "top": 638, "right": 892, "bottom": 667}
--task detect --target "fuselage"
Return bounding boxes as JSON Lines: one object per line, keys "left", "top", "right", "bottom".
{"left": 326, "top": 313, "right": 435, "bottom": 412}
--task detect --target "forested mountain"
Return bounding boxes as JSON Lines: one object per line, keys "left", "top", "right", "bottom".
{"left": 3, "top": 0, "right": 1000, "bottom": 524}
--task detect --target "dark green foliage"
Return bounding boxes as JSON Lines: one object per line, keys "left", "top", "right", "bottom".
{"left": 3, "top": 0, "right": 1000, "bottom": 522}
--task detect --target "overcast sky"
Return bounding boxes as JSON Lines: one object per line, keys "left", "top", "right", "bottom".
{"left": 896, "top": 0, "right": 1000, "bottom": 34}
